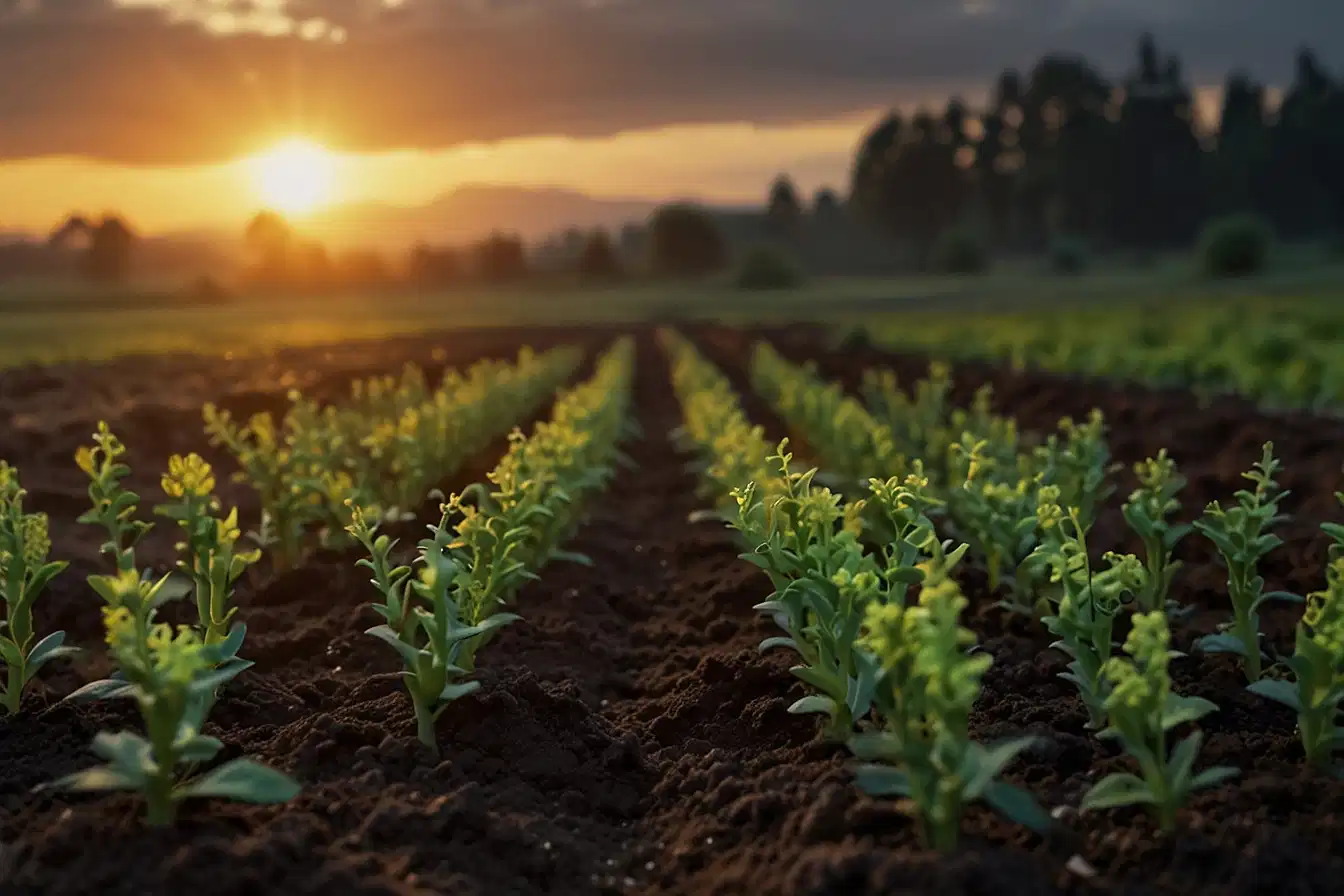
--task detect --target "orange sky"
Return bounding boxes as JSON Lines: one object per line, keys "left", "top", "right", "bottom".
{"left": 0, "top": 114, "right": 879, "bottom": 236}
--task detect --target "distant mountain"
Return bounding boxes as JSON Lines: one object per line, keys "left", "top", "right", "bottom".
{"left": 298, "top": 185, "right": 745, "bottom": 251}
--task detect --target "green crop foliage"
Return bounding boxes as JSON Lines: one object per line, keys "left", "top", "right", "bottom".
{"left": 1031, "top": 486, "right": 1145, "bottom": 729}
{"left": 70, "top": 448, "right": 254, "bottom": 705}
{"left": 851, "top": 561, "right": 1050, "bottom": 851}
{"left": 1081, "top": 611, "right": 1237, "bottom": 832}
{"left": 1122, "top": 451, "right": 1193, "bottom": 613}
{"left": 351, "top": 339, "right": 634, "bottom": 753}
{"left": 751, "top": 341, "right": 904, "bottom": 488}
{"left": 206, "top": 346, "right": 582, "bottom": 570}
{"left": 730, "top": 443, "right": 878, "bottom": 740}
{"left": 75, "top": 422, "right": 153, "bottom": 575}
{"left": 859, "top": 297, "right": 1344, "bottom": 412}
{"left": 1248, "top": 557, "right": 1344, "bottom": 768}
{"left": 156, "top": 454, "right": 261, "bottom": 650}
{"left": 661, "top": 329, "right": 774, "bottom": 507}
{"left": 46, "top": 607, "right": 298, "bottom": 825}
{"left": 1194, "top": 443, "right": 1302, "bottom": 682}
{"left": 0, "top": 463, "right": 76, "bottom": 715}
{"left": 349, "top": 505, "right": 514, "bottom": 754}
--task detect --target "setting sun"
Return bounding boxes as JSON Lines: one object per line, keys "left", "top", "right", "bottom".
{"left": 246, "top": 138, "right": 339, "bottom": 215}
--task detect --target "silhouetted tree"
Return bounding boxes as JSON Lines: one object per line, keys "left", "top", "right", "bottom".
{"left": 766, "top": 174, "right": 803, "bottom": 237}
{"left": 244, "top": 211, "right": 294, "bottom": 282}
{"left": 576, "top": 230, "right": 622, "bottom": 281}
{"left": 409, "top": 243, "right": 461, "bottom": 287}
{"left": 812, "top": 187, "right": 841, "bottom": 220}
{"left": 475, "top": 232, "right": 528, "bottom": 282}
{"left": 647, "top": 204, "right": 729, "bottom": 277}
{"left": 49, "top": 214, "right": 137, "bottom": 283}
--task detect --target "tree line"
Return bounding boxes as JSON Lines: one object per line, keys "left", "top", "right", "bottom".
{"left": 841, "top": 35, "right": 1344, "bottom": 262}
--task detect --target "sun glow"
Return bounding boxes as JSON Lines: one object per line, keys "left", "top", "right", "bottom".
{"left": 246, "top": 138, "right": 339, "bottom": 215}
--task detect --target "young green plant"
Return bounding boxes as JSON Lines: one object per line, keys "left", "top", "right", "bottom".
{"left": 75, "top": 422, "right": 153, "bottom": 574}
{"left": 1193, "top": 443, "right": 1300, "bottom": 681}
{"left": 155, "top": 453, "right": 261, "bottom": 652}
{"left": 1081, "top": 611, "right": 1238, "bottom": 831}
{"left": 1122, "top": 451, "right": 1192, "bottom": 613}
{"left": 0, "top": 463, "right": 76, "bottom": 715}
{"left": 348, "top": 505, "right": 516, "bottom": 754}
{"left": 850, "top": 562, "right": 1050, "bottom": 851}
{"left": 1032, "top": 487, "right": 1146, "bottom": 729}
{"left": 47, "top": 608, "right": 298, "bottom": 825}
{"left": 1247, "top": 558, "right": 1344, "bottom": 768}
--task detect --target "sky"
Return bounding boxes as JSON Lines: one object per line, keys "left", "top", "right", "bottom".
{"left": 1, "top": 0, "right": 1341, "bottom": 235}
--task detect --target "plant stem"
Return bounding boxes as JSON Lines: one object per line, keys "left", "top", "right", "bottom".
{"left": 145, "top": 711, "right": 179, "bottom": 826}
{"left": 1234, "top": 611, "right": 1261, "bottom": 682}
{"left": 2, "top": 662, "right": 23, "bottom": 715}
{"left": 411, "top": 693, "right": 439, "bottom": 755}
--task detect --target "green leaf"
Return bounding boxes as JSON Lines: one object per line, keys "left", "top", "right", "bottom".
{"left": 1161, "top": 694, "right": 1220, "bottom": 731}
{"left": 438, "top": 681, "right": 480, "bottom": 702}
{"left": 46, "top": 766, "right": 144, "bottom": 794}
{"left": 854, "top": 764, "right": 910, "bottom": 797}
{"left": 63, "top": 678, "right": 137, "bottom": 703}
{"left": 366, "top": 624, "right": 424, "bottom": 668}
{"left": 1252, "top": 590, "right": 1304, "bottom": 612}
{"left": 982, "top": 781, "right": 1053, "bottom": 833}
{"left": 551, "top": 550, "right": 593, "bottom": 567}
{"left": 847, "top": 731, "right": 902, "bottom": 763}
{"left": 177, "top": 735, "right": 225, "bottom": 764}
{"left": 1081, "top": 773, "right": 1157, "bottom": 811}
{"left": 1188, "top": 765, "right": 1239, "bottom": 791}
{"left": 1167, "top": 730, "right": 1204, "bottom": 796}
{"left": 26, "top": 631, "right": 78, "bottom": 672}
{"left": 0, "top": 637, "right": 22, "bottom": 667}
{"left": 181, "top": 758, "right": 300, "bottom": 804}
{"left": 1247, "top": 678, "right": 1303, "bottom": 713}
{"left": 1195, "top": 633, "right": 1249, "bottom": 657}
{"left": 963, "top": 736, "right": 1037, "bottom": 799}
{"left": 90, "top": 731, "right": 153, "bottom": 782}
{"left": 188, "top": 661, "right": 253, "bottom": 698}
{"left": 758, "top": 636, "right": 798, "bottom": 654}
{"left": 787, "top": 694, "right": 837, "bottom": 717}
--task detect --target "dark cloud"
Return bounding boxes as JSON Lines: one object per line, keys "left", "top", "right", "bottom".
{"left": 0, "top": 0, "right": 1341, "bottom": 164}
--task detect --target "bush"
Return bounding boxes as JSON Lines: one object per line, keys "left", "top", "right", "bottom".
{"left": 576, "top": 230, "right": 622, "bottom": 281}
{"left": 1198, "top": 214, "right": 1271, "bottom": 278}
{"left": 648, "top": 204, "right": 729, "bottom": 277}
{"left": 735, "top": 245, "right": 802, "bottom": 290}
{"left": 933, "top": 229, "right": 988, "bottom": 274}
{"left": 1050, "top": 237, "right": 1088, "bottom": 275}
{"left": 475, "top": 232, "right": 528, "bottom": 283}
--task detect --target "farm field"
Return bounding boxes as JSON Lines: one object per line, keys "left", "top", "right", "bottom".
{"left": 855, "top": 295, "right": 1344, "bottom": 412}
{"left": 1, "top": 322, "right": 1343, "bottom": 896}
{"left": 4, "top": 253, "right": 1344, "bottom": 369}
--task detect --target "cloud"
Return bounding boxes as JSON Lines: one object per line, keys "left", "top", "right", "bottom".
{"left": 0, "top": 0, "right": 1340, "bottom": 165}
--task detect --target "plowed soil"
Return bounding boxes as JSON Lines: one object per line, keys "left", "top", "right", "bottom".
{"left": 1, "top": 324, "right": 1341, "bottom": 896}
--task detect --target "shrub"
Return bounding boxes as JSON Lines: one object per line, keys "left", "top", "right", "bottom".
{"left": 934, "top": 228, "right": 988, "bottom": 274}
{"left": 1050, "top": 237, "right": 1088, "bottom": 275}
{"left": 475, "top": 232, "right": 528, "bottom": 283}
{"left": 648, "top": 204, "right": 729, "bottom": 277}
{"left": 1198, "top": 214, "right": 1271, "bottom": 278}
{"left": 576, "top": 230, "right": 623, "bottom": 281}
{"left": 735, "top": 245, "right": 801, "bottom": 290}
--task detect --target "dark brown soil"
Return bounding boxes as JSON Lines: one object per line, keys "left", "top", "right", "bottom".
{"left": 1, "top": 325, "right": 1342, "bottom": 896}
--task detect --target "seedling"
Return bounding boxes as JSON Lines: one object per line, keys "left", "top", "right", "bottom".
{"left": 1081, "top": 611, "right": 1238, "bottom": 831}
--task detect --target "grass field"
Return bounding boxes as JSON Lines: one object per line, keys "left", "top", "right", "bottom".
{"left": 3, "top": 247, "right": 1343, "bottom": 368}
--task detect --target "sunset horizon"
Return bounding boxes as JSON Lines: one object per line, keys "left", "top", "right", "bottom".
{"left": 1, "top": 1, "right": 1339, "bottom": 241}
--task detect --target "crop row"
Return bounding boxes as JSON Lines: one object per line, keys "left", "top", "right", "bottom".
{"left": 203, "top": 344, "right": 582, "bottom": 569}
{"left": 857, "top": 298, "right": 1344, "bottom": 411}
{"left": 0, "top": 339, "right": 634, "bottom": 822}
{"left": 665, "top": 330, "right": 1344, "bottom": 848}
